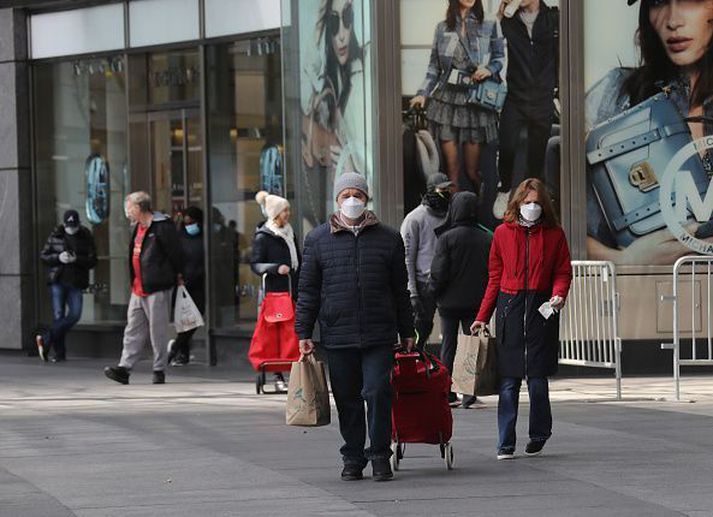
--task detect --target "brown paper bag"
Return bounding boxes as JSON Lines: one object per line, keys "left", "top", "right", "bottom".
{"left": 452, "top": 329, "right": 499, "bottom": 397}
{"left": 285, "top": 354, "right": 331, "bottom": 427}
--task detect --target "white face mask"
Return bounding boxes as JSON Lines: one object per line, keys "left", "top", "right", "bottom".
{"left": 65, "top": 226, "right": 79, "bottom": 235}
{"left": 519, "top": 202, "right": 542, "bottom": 222}
{"left": 340, "top": 196, "right": 366, "bottom": 220}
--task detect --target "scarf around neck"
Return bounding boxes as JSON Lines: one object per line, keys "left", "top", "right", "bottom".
{"left": 266, "top": 220, "right": 299, "bottom": 270}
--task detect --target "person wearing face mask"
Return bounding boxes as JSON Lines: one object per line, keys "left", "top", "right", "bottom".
{"left": 167, "top": 206, "right": 205, "bottom": 367}
{"left": 472, "top": 178, "right": 571, "bottom": 460}
{"left": 250, "top": 194, "right": 301, "bottom": 391}
{"left": 400, "top": 172, "right": 454, "bottom": 351}
{"left": 296, "top": 172, "right": 415, "bottom": 482}
{"left": 104, "top": 191, "right": 183, "bottom": 385}
{"left": 429, "top": 191, "right": 492, "bottom": 408}
{"left": 38, "top": 210, "right": 97, "bottom": 362}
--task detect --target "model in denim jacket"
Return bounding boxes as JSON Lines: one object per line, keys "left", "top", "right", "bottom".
{"left": 585, "top": 0, "right": 713, "bottom": 265}
{"left": 411, "top": 0, "right": 505, "bottom": 193}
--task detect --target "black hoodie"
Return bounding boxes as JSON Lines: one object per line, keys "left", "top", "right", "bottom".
{"left": 429, "top": 192, "right": 492, "bottom": 317}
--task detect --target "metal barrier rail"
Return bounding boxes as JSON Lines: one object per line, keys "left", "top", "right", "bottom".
{"left": 559, "top": 261, "right": 622, "bottom": 400}
{"left": 661, "top": 256, "right": 713, "bottom": 401}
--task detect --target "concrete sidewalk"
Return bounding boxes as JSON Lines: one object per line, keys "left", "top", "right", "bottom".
{"left": 1, "top": 355, "right": 712, "bottom": 516}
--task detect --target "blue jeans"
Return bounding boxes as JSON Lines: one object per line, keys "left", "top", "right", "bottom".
{"left": 326, "top": 346, "right": 394, "bottom": 467}
{"left": 50, "top": 283, "right": 83, "bottom": 359}
{"left": 497, "top": 376, "right": 552, "bottom": 453}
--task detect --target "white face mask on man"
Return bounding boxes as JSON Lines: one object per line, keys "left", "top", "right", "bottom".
{"left": 519, "top": 202, "right": 542, "bottom": 222}
{"left": 340, "top": 197, "right": 366, "bottom": 220}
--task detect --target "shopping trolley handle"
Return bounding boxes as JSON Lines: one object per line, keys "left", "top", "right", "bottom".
{"left": 262, "top": 270, "right": 293, "bottom": 298}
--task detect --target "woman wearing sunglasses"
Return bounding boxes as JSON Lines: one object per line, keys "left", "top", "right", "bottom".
{"left": 585, "top": 0, "right": 713, "bottom": 265}
{"left": 302, "top": 0, "right": 367, "bottom": 186}
{"left": 410, "top": 0, "right": 505, "bottom": 193}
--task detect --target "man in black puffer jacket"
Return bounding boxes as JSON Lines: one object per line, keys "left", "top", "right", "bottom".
{"left": 296, "top": 172, "right": 415, "bottom": 483}
{"left": 39, "top": 209, "right": 97, "bottom": 362}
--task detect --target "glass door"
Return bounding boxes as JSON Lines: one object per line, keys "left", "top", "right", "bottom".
{"left": 147, "top": 108, "right": 203, "bottom": 217}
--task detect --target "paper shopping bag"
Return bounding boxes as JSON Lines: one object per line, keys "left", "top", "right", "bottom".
{"left": 285, "top": 354, "right": 331, "bottom": 427}
{"left": 174, "top": 285, "right": 205, "bottom": 333}
{"left": 452, "top": 329, "right": 499, "bottom": 397}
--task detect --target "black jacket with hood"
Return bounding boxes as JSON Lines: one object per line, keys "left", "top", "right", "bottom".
{"left": 429, "top": 192, "right": 492, "bottom": 317}
{"left": 128, "top": 212, "right": 183, "bottom": 294}
{"left": 40, "top": 225, "right": 97, "bottom": 289}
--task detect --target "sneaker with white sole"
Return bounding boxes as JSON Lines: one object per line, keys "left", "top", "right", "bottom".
{"left": 497, "top": 449, "right": 515, "bottom": 460}
{"left": 492, "top": 190, "right": 511, "bottom": 220}
{"left": 36, "top": 334, "right": 48, "bottom": 362}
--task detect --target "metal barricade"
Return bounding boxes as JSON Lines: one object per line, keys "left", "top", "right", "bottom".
{"left": 661, "top": 256, "right": 713, "bottom": 401}
{"left": 559, "top": 261, "right": 622, "bottom": 400}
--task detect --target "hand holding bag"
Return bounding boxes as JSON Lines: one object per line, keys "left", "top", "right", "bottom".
{"left": 467, "top": 77, "right": 507, "bottom": 112}
{"left": 452, "top": 328, "right": 499, "bottom": 397}
{"left": 174, "top": 285, "right": 205, "bottom": 333}
{"left": 286, "top": 354, "right": 331, "bottom": 427}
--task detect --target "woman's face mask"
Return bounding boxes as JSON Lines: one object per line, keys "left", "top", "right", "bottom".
{"left": 185, "top": 223, "right": 200, "bottom": 236}
{"left": 340, "top": 196, "right": 366, "bottom": 220}
{"left": 519, "top": 202, "right": 543, "bottom": 222}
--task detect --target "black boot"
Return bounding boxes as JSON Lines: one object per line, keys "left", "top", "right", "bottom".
{"left": 104, "top": 366, "right": 130, "bottom": 385}
{"left": 371, "top": 459, "right": 393, "bottom": 482}
{"left": 340, "top": 464, "right": 364, "bottom": 481}
{"left": 152, "top": 371, "right": 165, "bottom": 384}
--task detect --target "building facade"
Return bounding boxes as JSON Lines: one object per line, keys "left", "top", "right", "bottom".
{"left": 0, "top": 0, "right": 708, "bottom": 368}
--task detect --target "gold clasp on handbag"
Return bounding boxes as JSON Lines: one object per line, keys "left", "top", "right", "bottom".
{"left": 629, "top": 162, "right": 659, "bottom": 192}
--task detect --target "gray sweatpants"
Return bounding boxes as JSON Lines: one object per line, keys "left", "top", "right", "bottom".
{"left": 119, "top": 289, "right": 172, "bottom": 372}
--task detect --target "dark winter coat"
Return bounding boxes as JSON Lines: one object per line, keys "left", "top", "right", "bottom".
{"left": 500, "top": 1, "right": 558, "bottom": 109}
{"left": 40, "top": 225, "right": 97, "bottom": 289}
{"left": 250, "top": 225, "right": 301, "bottom": 297}
{"left": 476, "top": 221, "right": 572, "bottom": 379}
{"left": 295, "top": 211, "right": 415, "bottom": 350}
{"left": 429, "top": 193, "right": 491, "bottom": 317}
{"left": 179, "top": 226, "right": 205, "bottom": 313}
{"left": 128, "top": 213, "right": 183, "bottom": 294}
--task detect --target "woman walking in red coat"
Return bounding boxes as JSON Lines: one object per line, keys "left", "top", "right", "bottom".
{"left": 472, "top": 178, "right": 572, "bottom": 460}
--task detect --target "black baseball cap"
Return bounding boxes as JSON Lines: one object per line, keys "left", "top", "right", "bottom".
{"left": 627, "top": 0, "right": 638, "bottom": 4}
{"left": 63, "top": 209, "right": 80, "bottom": 227}
{"left": 427, "top": 172, "right": 453, "bottom": 190}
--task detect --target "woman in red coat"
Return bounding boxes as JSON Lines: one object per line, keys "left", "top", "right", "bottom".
{"left": 472, "top": 178, "right": 572, "bottom": 460}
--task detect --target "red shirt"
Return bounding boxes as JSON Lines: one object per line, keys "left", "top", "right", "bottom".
{"left": 132, "top": 224, "right": 149, "bottom": 297}
{"left": 476, "top": 222, "right": 572, "bottom": 323}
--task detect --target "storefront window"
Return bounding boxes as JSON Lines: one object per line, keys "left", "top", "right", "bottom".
{"left": 399, "top": 0, "right": 561, "bottom": 227}
{"left": 282, "top": 0, "right": 374, "bottom": 232}
{"left": 206, "top": 37, "right": 284, "bottom": 331}
{"left": 34, "top": 56, "right": 130, "bottom": 324}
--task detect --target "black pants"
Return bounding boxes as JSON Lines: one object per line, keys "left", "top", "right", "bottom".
{"left": 440, "top": 313, "right": 476, "bottom": 375}
{"left": 174, "top": 328, "right": 197, "bottom": 358}
{"left": 497, "top": 100, "right": 554, "bottom": 192}
{"left": 326, "top": 345, "right": 393, "bottom": 468}
{"left": 414, "top": 281, "right": 437, "bottom": 350}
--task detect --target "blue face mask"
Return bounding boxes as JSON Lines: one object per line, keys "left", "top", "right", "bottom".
{"left": 185, "top": 223, "right": 201, "bottom": 236}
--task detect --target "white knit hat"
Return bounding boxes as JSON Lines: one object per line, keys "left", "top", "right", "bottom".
{"left": 264, "top": 194, "right": 290, "bottom": 220}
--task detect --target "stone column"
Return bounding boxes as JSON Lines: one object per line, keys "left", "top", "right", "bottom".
{"left": 0, "top": 8, "right": 33, "bottom": 351}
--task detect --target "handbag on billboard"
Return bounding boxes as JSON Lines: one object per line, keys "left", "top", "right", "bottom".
{"left": 586, "top": 91, "right": 711, "bottom": 248}
{"left": 449, "top": 68, "right": 507, "bottom": 112}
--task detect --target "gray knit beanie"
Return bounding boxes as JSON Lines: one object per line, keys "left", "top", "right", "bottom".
{"left": 333, "top": 172, "right": 369, "bottom": 200}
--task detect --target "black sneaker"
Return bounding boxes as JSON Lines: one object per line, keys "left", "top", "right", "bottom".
{"left": 152, "top": 371, "right": 165, "bottom": 384}
{"left": 497, "top": 449, "right": 515, "bottom": 460}
{"left": 104, "top": 366, "right": 130, "bottom": 385}
{"left": 36, "top": 334, "right": 47, "bottom": 362}
{"left": 371, "top": 459, "right": 393, "bottom": 482}
{"left": 340, "top": 465, "right": 364, "bottom": 481}
{"left": 461, "top": 396, "right": 483, "bottom": 409}
{"left": 170, "top": 354, "right": 189, "bottom": 367}
{"left": 525, "top": 440, "right": 546, "bottom": 457}
{"left": 448, "top": 392, "right": 461, "bottom": 407}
